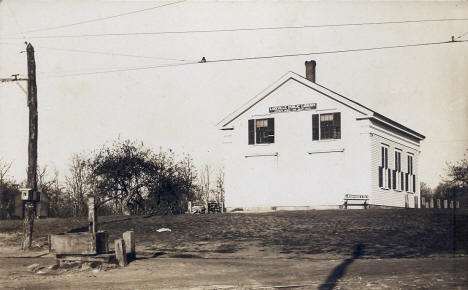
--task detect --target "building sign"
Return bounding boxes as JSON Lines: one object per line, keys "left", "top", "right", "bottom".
{"left": 269, "top": 103, "right": 317, "bottom": 113}
{"left": 344, "top": 194, "right": 369, "bottom": 200}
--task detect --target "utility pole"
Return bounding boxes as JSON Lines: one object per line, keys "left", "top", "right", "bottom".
{"left": 22, "top": 43, "right": 38, "bottom": 251}
{"left": 1, "top": 43, "right": 38, "bottom": 250}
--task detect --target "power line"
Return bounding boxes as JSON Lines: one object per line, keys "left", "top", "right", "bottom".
{"left": 455, "top": 31, "right": 468, "bottom": 39}
{"left": 4, "top": 17, "right": 468, "bottom": 39}
{"left": 43, "top": 62, "right": 199, "bottom": 77}
{"left": 5, "top": 1, "right": 27, "bottom": 41}
{"left": 42, "top": 38, "right": 468, "bottom": 78}
{"left": 206, "top": 39, "right": 468, "bottom": 64}
{"left": 35, "top": 46, "right": 192, "bottom": 62}
{"left": 21, "top": 0, "right": 187, "bottom": 34}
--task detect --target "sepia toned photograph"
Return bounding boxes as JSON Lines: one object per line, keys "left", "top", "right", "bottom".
{"left": 0, "top": 1, "right": 467, "bottom": 289}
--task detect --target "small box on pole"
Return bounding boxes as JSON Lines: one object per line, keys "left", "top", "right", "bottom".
{"left": 21, "top": 188, "right": 40, "bottom": 201}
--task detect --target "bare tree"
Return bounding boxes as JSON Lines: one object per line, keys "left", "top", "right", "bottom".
{"left": 199, "top": 164, "right": 212, "bottom": 208}
{"left": 0, "top": 158, "right": 14, "bottom": 219}
{"left": 215, "top": 167, "right": 225, "bottom": 210}
{"left": 0, "top": 157, "right": 12, "bottom": 185}
{"left": 65, "top": 154, "right": 90, "bottom": 217}
{"left": 88, "top": 139, "right": 156, "bottom": 215}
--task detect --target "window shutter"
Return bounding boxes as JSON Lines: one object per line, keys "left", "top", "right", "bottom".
{"left": 312, "top": 114, "right": 319, "bottom": 140}
{"left": 405, "top": 173, "right": 409, "bottom": 191}
{"left": 268, "top": 118, "right": 275, "bottom": 143}
{"left": 248, "top": 119, "right": 254, "bottom": 144}
{"left": 401, "top": 172, "right": 404, "bottom": 191}
{"left": 378, "top": 166, "right": 383, "bottom": 187}
{"left": 392, "top": 170, "right": 396, "bottom": 189}
{"left": 413, "top": 175, "right": 416, "bottom": 193}
{"left": 387, "top": 168, "right": 391, "bottom": 188}
{"left": 333, "top": 112, "right": 341, "bottom": 139}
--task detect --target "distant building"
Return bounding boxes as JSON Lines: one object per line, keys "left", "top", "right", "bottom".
{"left": 14, "top": 191, "right": 49, "bottom": 218}
{"left": 219, "top": 61, "right": 425, "bottom": 211}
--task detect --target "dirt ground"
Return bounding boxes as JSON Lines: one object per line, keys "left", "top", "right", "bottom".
{"left": 1, "top": 209, "right": 467, "bottom": 289}
{"left": 1, "top": 246, "right": 467, "bottom": 289}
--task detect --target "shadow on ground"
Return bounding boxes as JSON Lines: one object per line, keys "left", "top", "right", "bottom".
{"left": 318, "top": 243, "right": 365, "bottom": 290}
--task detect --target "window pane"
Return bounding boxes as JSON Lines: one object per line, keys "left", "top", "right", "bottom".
{"left": 255, "top": 118, "right": 274, "bottom": 144}
{"left": 320, "top": 113, "right": 340, "bottom": 140}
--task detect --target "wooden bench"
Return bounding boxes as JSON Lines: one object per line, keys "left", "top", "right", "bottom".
{"left": 343, "top": 194, "right": 369, "bottom": 209}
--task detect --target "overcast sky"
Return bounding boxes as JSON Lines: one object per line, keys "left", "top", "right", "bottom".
{"left": 0, "top": 0, "right": 467, "bottom": 188}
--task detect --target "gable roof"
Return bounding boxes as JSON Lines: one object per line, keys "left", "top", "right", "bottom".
{"left": 218, "top": 71, "right": 425, "bottom": 141}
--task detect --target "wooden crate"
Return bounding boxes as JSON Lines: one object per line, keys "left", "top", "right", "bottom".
{"left": 49, "top": 233, "right": 96, "bottom": 255}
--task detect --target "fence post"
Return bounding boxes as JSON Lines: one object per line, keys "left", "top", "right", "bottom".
{"left": 88, "top": 197, "right": 97, "bottom": 236}
{"left": 450, "top": 200, "right": 454, "bottom": 209}
{"left": 430, "top": 198, "right": 434, "bottom": 208}
{"left": 436, "top": 199, "right": 441, "bottom": 208}
{"left": 123, "top": 231, "right": 135, "bottom": 261}
{"left": 115, "top": 239, "right": 127, "bottom": 267}
{"left": 444, "top": 200, "right": 448, "bottom": 209}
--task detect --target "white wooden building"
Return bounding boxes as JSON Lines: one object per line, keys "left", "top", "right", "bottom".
{"left": 219, "top": 61, "right": 425, "bottom": 211}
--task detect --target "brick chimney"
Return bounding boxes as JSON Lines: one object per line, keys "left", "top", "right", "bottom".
{"left": 305, "top": 60, "right": 316, "bottom": 83}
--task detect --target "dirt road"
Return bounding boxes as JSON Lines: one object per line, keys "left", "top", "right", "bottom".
{"left": 2, "top": 250, "right": 467, "bottom": 289}
{"left": 1, "top": 210, "right": 467, "bottom": 288}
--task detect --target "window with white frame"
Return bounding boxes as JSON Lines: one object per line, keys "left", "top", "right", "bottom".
{"left": 406, "top": 154, "right": 415, "bottom": 193}
{"left": 248, "top": 118, "right": 275, "bottom": 144}
{"left": 379, "top": 145, "right": 390, "bottom": 189}
{"left": 393, "top": 150, "right": 403, "bottom": 191}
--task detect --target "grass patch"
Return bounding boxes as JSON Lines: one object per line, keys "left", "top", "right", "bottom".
{"left": 1, "top": 209, "right": 466, "bottom": 258}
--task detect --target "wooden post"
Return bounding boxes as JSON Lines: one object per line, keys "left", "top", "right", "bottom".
{"left": 421, "top": 197, "right": 425, "bottom": 208}
{"left": 114, "top": 239, "right": 127, "bottom": 267}
{"left": 123, "top": 231, "right": 135, "bottom": 260}
{"left": 188, "top": 201, "right": 192, "bottom": 214}
{"left": 437, "top": 199, "right": 441, "bottom": 208}
{"left": 22, "top": 203, "right": 34, "bottom": 250}
{"left": 456, "top": 201, "right": 460, "bottom": 208}
{"left": 88, "top": 196, "right": 97, "bottom": 235}
{"left": 450, "top": 200, "right": 454, "bottom": 209}
{"left": 430, "top": 198, "right": 434, "bottom": 208}
{"left": 444, "top": 200, "right": 448, "bottom": 209}
{"left": 22, "top": 43, "right": 38, "bottom": 251}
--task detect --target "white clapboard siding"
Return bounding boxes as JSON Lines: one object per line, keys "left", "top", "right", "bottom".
{"left": 220, "top": 70, "right": 424, "bottom": 210}
{"left": 369, "top": 124, "right": 421, "bottom": 208}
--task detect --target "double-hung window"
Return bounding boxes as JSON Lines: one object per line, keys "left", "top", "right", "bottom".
{"left": 312, "top": 112, "right": 341, "bottom": 140}
{"left": 406, "top": 155, "right": 415, "bottom": 193}
{"left": 393, "top": 150, "right": 402, "bottom": 191}
{"left": 248, "top": 118, "right": 275, "bottom": 144}
{"left": 408, "top": 155, "right": 413, "bottom": 175}
{"left": 379, "top": 145, "right": 390, "bottom": 189}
